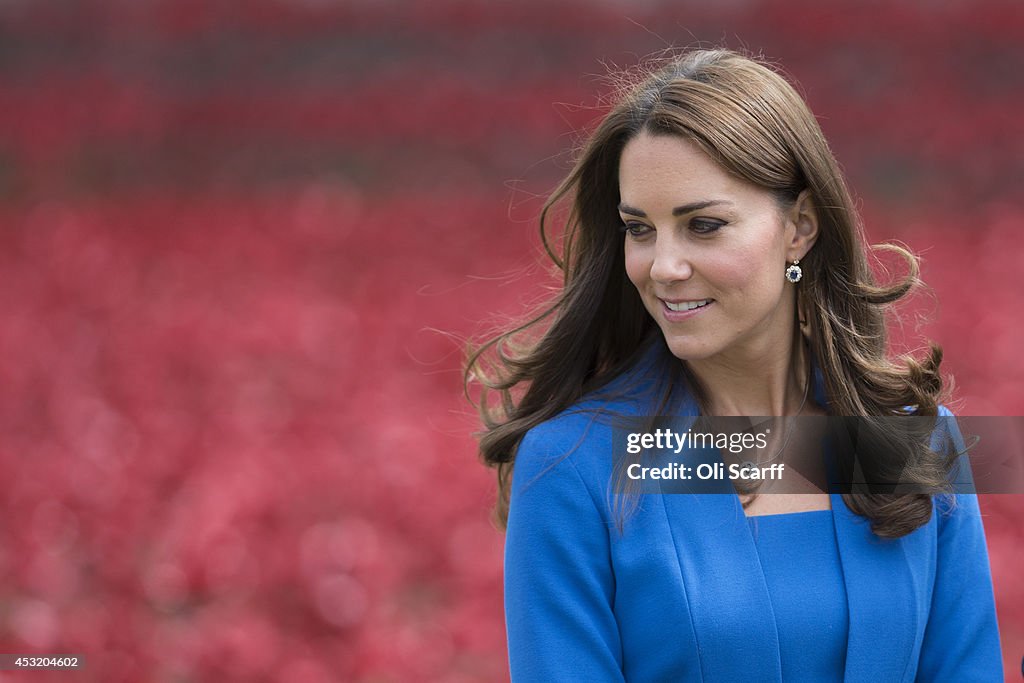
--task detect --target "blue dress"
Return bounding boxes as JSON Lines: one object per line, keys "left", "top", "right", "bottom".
{"left": 747, "top": 510, "right": 848, "bottom": 680}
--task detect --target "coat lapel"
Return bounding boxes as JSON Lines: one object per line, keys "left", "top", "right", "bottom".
{"left": 816, "top": 363, "right": 919, "bottom": 682}
{"left": 660, "top": 469, "right": 784, "bottom": 681}
{"left": 830, "top": 493, "right": 919, "bottom": 681}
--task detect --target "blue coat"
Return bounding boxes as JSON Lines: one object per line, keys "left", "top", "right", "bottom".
{"left": 503, "top": 353, "right": 1003, "bottom": 681}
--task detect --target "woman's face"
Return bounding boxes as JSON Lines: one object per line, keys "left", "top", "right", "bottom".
{"left": 618, "top": 131, "right": 806, "bottom": 366}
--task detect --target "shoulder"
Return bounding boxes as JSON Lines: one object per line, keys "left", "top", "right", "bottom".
{"left": 505, "top": 396, "right": 628, "bottom": 538}
{"left": 514, "top": 341, "right": 695, "bottom": 488}
{"left": 510, "top": 397, "right": 627, "bottom": 498}
{"left": 927, "top": 405, "right": 982, "bottom": 527}
{"left": 930, "top": 404, "right": 967, "bottom": 454}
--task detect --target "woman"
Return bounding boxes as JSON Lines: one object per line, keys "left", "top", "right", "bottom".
{"left": 466, "top": 49, "right": 1002, "bottom": 681}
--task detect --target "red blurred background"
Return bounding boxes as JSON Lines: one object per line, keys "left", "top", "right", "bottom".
{"left": 0, "top": 1, "right": 1020, "bottom": 681}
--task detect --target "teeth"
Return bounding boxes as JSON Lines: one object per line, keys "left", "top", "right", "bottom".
{"left": 665, "top": 299, "right": 711, "bottom": 312}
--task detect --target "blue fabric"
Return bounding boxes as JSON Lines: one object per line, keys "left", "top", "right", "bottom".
{"left": 747, "top": 510, "right": 848, "bottom": 680}
{"left": 503, "top": 347, "right": 1004, "bottom": 682}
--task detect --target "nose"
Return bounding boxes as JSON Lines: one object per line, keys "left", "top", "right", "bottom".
{"left": 649, "top": 233, "right": 693, "bottom": 284}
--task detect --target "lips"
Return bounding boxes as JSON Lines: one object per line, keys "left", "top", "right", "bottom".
{"left": 662, "top": 298, "right": 713, "bottom": 312}
{"left": 657, "top": 297, "right": 715, "bottom": 322}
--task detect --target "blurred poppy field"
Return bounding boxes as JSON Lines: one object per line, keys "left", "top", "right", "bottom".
{"left": 0, "top": 1, "right": 1021, "bottom": 681}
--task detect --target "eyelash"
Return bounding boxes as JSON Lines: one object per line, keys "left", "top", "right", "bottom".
{"left": 620, "top": 219, "right": 725, "bottom": 238}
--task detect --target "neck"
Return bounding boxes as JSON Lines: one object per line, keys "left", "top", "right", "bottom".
{"left": 687, "top": 332, "right": 811, "bottom": 417}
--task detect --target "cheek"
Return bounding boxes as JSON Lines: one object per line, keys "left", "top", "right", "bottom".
{"left": 702, "top": 254, "right": 785, "bottom": 316}
{"left": 723, "top": 262, "right": 777, "bottom": 295}
{"left": 719, "top": 231, "right": 787, "bottom": 293}
{"left": 699, "top": 249, "right": 766, "bottom": 296}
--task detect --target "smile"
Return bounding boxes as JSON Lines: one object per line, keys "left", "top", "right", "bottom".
{"left": 663, "top": 299, "right": 713, "bottom": 312}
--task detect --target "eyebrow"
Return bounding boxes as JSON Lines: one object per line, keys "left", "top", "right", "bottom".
{"left": 617, "top": 199, "right": 733, "bottom": 217}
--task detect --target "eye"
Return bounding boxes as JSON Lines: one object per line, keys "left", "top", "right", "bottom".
{"left": 620, "top": 222, "right": 653, "bottom": 239}
{"left": 691, "top": 219, "right": 726, "bottom": 235}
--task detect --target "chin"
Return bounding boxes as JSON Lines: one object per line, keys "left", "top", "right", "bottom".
{"left": 661, "top": 336, "right": 718, "bottom": 362}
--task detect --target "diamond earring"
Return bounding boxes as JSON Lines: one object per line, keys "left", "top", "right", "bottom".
{"left": 785, "top": 260, "right": 802, "bottom": 283}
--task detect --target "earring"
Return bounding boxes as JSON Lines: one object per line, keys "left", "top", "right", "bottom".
{"left": 785, "top": 260, "right": 802, "bottom": 283}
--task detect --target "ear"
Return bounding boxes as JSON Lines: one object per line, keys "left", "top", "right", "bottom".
{"left": 786, "top": 189, "right": 819, "bottom": 261}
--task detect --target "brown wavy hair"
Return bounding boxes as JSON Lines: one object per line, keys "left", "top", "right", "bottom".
{"left": 465, "top": 48, "right": 952, "bottom": 539}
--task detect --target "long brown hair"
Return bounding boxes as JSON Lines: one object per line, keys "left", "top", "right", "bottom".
{"left": 465, "top": 48, "right": 950, "bottom": 538}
